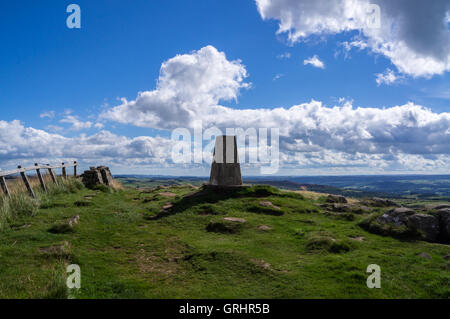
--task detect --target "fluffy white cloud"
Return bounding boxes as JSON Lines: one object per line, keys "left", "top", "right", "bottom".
{"left": 375, "top": 68, "right": 403, "bottom": 86}
{"left": 101, "top": 45, "right": 249, "bottom": 130}
{"left": 40, "top": 111, "right": 55, "bottom": 119}
{"left": 60, "top": 115, "right": 93, "bottom": 131}
{"left": 2, "top": 45, "right": 450, "bottom": 174}
{"left": 256, "top": 0, "right": 450, "bottom": 78}
{"left": 303, "top": 55, "right": 325, "bottom": 69}
{"left": 97, "top": 45, "right": 450, "bottom": 173}
{"left": 0, "top": 120, "right": 174, "bottom": 170}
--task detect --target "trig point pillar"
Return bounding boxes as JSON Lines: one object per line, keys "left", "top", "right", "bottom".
{"left": 209, "top": 136, "right": 243, "bottom": 187}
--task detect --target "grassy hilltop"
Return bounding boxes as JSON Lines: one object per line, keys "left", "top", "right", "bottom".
{"left": 0, "top": 178, "right": 448, "bottom": 299}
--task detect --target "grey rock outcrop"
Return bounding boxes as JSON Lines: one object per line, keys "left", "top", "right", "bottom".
{"left": 81, "top": 166, "right": 114, "bottom": 188}
{"left": 366, "top": 197, "right": 399, "bottom": 207}
{"left": 377, "top": 207, "right": 415, "bottom": 226}
{"left": 408, "top": 214, "right": 440, "bottom": 242}
{"left": 437, "top": 209, "right": 450, "bottom": 242}
{"left": 326, "top": 195, "right": 348, "bottom": 204}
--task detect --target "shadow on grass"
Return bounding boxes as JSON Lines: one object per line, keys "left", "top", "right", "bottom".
{"left": 149, "top": 184, "right": 299, "bottom": 220}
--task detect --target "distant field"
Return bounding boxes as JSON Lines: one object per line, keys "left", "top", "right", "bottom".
{"left": 117, "top": 175, "right": 450, "bottom": 201}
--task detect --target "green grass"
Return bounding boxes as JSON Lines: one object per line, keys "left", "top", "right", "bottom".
{"left": 0, "top": 183, "right": 448, "bottom": 299}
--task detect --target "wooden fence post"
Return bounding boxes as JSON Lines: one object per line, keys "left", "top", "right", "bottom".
{"left": 18, "top": 165, "right": 35, "bottom": 198}
{"left": 74, "top": 161, "right": 77, "bottom": 177}
{"left": 0, "top": 176, "right": 10, "bottom": 197}
{"left": 47, "top": 165, "right": 57, "bottom": 184}
{"left": 35, "top": 163, "right": 47, "bottom": 193}
{"left": 62, "top": 163, "right": 67, "bottom": 179}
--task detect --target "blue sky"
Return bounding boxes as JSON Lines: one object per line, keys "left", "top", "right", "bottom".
{"left": 1, "top": 0, "right": 449, "bottom": 175}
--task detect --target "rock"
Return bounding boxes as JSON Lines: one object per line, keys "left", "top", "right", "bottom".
{"left": 349, "top": 236, "right": 365, "bottom": 242}
{"left": 366, "top": 197, "right": 399, "bottom": 207}
{"left": 437, "top": 209, "right": 450, "bottom": 242}
{"left": 67, "top": 215, "right": 80, "bottom": 227}
{"left": 377, "top": 207, "right": 415, "bottom": 226}
{"left": 97, "top": 166, "right": 114, "bottom": 186}
{"left": 162, "top": 203, "right": 173, "bottom": 211}
{"left": 223, "top": 217, "right": 247, "bottom": 223}
{"left": 418, "top": 252, "right": 431, "bottom": 260}
{"left": 159, "top": 192, "right": 177, "bottom": 198}
{"left": 257, "top": 225, "right": 272, "bottom": 231}
{"left": 81, "top": 166, "right": 115, "bottom": 188}
{"left": 330, "top": 203, "right": 352, "bottom": 212}
{"left": 251, "top": 259, "right": 271, "bottom": 270}
{"left": 326, "top": 195, "right": 348, "bottom": 204}
{"left": 81, "top": 168, "right": 104, "bottom": 188}
{"left": 407, "top": 214, "right": 440, "bottom": 242}
{"left": 259, "top": 201, "right": 281, "bottom": 210}
{"left": 434, "top": 205, "right": 450, "bottom": 210}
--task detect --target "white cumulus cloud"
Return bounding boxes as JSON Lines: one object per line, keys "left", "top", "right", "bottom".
{"left": 303, "top": 55, "right": 325, "bottom": 69}
{"left": 256, "top": 0, "right": 450, "bottom": 78}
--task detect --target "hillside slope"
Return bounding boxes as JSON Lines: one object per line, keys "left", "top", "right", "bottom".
{"left": 0, "top": 184, "right": 448, "bottom": 298}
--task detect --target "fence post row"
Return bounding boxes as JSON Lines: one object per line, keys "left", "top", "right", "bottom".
{"left": 47, "top": 165, "right": 57, "bottom": 185}
{"left": 62, "top": 163, "right": 67, "bottom": 179}
{"left": 0, "top": 161, "right": 78, "bottom": 198}
{"left": 35, "top": 163, "right": 47, "bottom": 193}
{"left": 0, "top": 176, "right": 10, "bottom": 197}
{"left": 18, "top": 165, "right": 35, "bottom": 198}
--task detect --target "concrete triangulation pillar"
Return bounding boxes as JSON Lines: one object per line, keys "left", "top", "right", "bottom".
{"left": 209, "top": 136, "right": 243, "bottom": 187}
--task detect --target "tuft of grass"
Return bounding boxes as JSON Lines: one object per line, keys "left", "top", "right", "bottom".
{"left": 306, "top": 233, "right": 352, "bottom": 254}
{"left": 0, "top": 177, "right": 84, "bottom": 230}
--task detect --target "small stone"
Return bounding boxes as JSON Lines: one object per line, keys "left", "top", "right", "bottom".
{"left": 223, "top": 217, "right": 246, "bottom": 223}
{"left": 67, "top": 215, "right": 80, "bottom": 227}
{"left": 159, "top": 192, "right": 177, "bottom": 198}
{"left": 418, "top": 252, "right": 431, "bottom": 260}
{"left": 258, "top": 225, "right": 272, "bottom": 231}
{"left": 162, "top": 203, "right": 173, "bottom": 210}
{"left": 259, "top": 201, "right": 281, "bottom": 210}
{"left": 350, "top": 236, "right": 365, "bottom": 242}
{"left": 251, "top": 259, "right": 271, "bottom": 270}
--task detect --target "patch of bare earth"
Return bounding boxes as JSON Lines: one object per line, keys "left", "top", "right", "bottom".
{"left": 134, "top": 238, "right": 188, "bottom": 278}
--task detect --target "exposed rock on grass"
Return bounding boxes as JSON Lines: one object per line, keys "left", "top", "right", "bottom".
{"left": 248, "top": 201, "right": 284, "bottom": 216}
{"left": 408, "top": 214, "right": 440, "bottom": 242}
{"left": 360, "top": 206, "right": 450, "bottom": 243}
{"left": 377, "top": 207, "right": 415, "bottom": 226}
{"left": 326, "top": 195, "right": 347, "bottom": 204}
{"left": 257, "top": 225, "right": 272, "bottom": 231}
{"left": 251, "top": 259, "right": 271, "bottom": 270}
{"left": 159, "top": 192, "right": 177, "bottom": 198}
{"left": 362, "top": 197, "right": 399, "bottom": 207}
{"left": 436, "top": 209, "right": 450, "bottom": 242}
{"left": 259, "top": 201, "right": 281, "bottom": 210}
